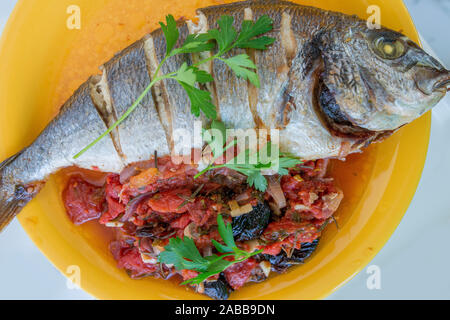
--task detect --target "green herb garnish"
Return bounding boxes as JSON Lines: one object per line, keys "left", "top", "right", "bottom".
{"left": 196, "top": 122, "right": 303, "bottom": 192}
{"left": 158, "top": 214, "right": 262, "bottom": 285}
{"left": 74, "top": 14, "right": 275, "bottom": 159}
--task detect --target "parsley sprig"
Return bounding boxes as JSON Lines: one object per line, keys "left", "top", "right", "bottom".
{"left": 158, "top": 214, "right": 262, "bottom": 285}
{"left": 195, "top": 121, "right": 303, "bottom": 192}
{"left": 74, "top": 14, "right": 275, "bottom": 159}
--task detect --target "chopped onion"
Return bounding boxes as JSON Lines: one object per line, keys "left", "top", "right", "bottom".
{"left": 244, "top": 239, "right": 261, "bottom": 253}
{"left": 294, "top": 204, "right": 310, "bottom": 211}
{"left": 196, "top": 282, "right": 205, "bottom": 294}
{"left": 229, "top": 201, "right": 253, "bottom": 217}
{"left": 152, "top": 243, "right": 165, "bottom": 254}
{"left": 235, "top": 190, "right": 251, "bottom": 203}
{"left": 184, "top": 222, "right": 196, "bottom": 238}
{"left": 105, "top": 221, "right": 124, "bottom": 228}
{"left": 140, "top": 252, "right": 158, "bottom": 264}
{"left": 119, "top": 166, "right": 139, "bottom": 184}
{"left": 228, "top": 200, "right": 240, "bottom": 212}
{"left": 259, "top": 261, "right": 271, "bottom": 278}
{"left": 121, "top": 191, "right": 153, "bottom": 222}
{"left": 202, "top": 246, "right": 212, "bottom": 257}
{"left": 267, "top": 176, "right": 286, "bottom": 209}
{"left": 238, "top": 204, "right": 253, "bottom": 215}
{"left": 323, "top": 189, "right": 344, "bottom": 213}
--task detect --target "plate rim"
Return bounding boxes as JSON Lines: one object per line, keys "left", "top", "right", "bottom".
{"left": 0, "top": 0, "right": 431, "bottom": 300}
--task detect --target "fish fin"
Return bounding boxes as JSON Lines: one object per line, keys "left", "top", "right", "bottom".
{"left": 0, "top": 152, "right": 44, "bottom": 232}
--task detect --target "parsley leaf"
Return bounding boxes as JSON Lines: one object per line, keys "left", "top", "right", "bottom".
{"left": 170, "top": 34, "right": 215, "bottom": 56}
{"left": 182, "top": 258, "right": 234, "bottom": 285}
{"left": 247, "top": 171, "right": 268, "bottom": 192}
{"left": 158, "top": 214, "right": 261, "bottom": 285}
{"left": 223, "top": 141, "right": 302, "bottom": 192}
{"left": 173, "top": 62, "right": 197, "bottom": 86}
{"left": 173, "top": 63, "right": 213, "bottom": 87}
{"left": 220, "top": 54, "right": 260, "bottom": 87}
{"left": 202, "top": 120, "right": 228, "bottom": 158}
{"left": 234, "top": 15, "right": 275, "bottom": 49}
{"left": 159, "top": 14, "right": 179, "bottom": 55}
{"left": 191, "top": 67, "right": 214, "bottom": 84}
{"left": 195, "top": 124, "right": 303, "bottom": 192}
{"left": 216, "top": 214, "right": 237, "bottom": 251}
{"left": 236, "top": 36, "right": 275, "bottom": 50}
{"left": 159, "top": 236, "right": 206, "bottom": 271}
{"left": 178, "top": 82, "right": 217, "bottom": 119}
{"left": 208, "top": 15, "right": 237, "bottom": 53}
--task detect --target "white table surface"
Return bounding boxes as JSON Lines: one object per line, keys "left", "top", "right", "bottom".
{"left": 0, "top": 0, "right": 449, "bottom": 300}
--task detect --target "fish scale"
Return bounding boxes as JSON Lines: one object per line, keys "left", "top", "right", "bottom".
{"left": 0, "top": 0, "right": 448, "bottom": 232}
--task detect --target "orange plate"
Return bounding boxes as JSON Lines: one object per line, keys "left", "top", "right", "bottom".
{"left": 0, "top": 0, "right": 430, "bottom": 299}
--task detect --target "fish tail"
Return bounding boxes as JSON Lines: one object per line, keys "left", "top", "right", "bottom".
{"left": 0, "top": 152, "right": 44, "bottom": 232}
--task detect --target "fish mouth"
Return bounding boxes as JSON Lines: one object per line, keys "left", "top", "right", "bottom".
{"left": 416, "top": 69, "right": 450, "bottom": 95}
{"left": 433, "top": 76, "right": 450, "bottom": 92}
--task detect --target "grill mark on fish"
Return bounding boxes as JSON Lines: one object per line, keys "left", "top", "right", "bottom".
{"left": 89, "top": 72, "right": 125, "bottom": 162}
{"left": 144, "top": 33, "right": 175, "bottom": 154}
{"left": 276, "top": 11, "right": 299, "bottom": 128}
{"left": 243, "top": 7, "right": 264, "bottom": 128}
{"left": 280, "top": 12, "right": 297, "bottom": 63}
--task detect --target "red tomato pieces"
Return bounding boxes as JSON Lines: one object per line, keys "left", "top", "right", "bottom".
{"left": 110, "top": 241, "right": 158, "bottom": 278}
{"left": 62, "top": 177, "right": 105, "bottom": 225}
{"left": 147, "top": 188, "right": 191, "bottom": 213}
{"left": 224, "top": 258, "right": 257, "bottom": 290}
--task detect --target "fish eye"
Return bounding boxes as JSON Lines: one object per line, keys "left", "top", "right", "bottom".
{"left": 372, "top": 36, "right": 406, "bottom": 60}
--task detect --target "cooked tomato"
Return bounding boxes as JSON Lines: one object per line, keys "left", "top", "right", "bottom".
{"left": 63, "top": 157, "right": 340, "bottom": 299}
{"left": 186, "top": 197, "right": 220, "bottom": 226}
{"left": 261, "top": 234, "right": 303, "bottom": 255}
{"left": 262, "top": 219, "right": 320, "bottom": 244}
{"left": 224, "top": 258, "right": 257, "bottom": 290}
{"left": 111, "top": 242, "right": 158, "bottom": 278}
{"left": 194, "top": 229, "right": 222, "bottom": 250}
{"left": 181, "top": 269, "right": 199, "bottom": 281}
{"left": 170, "top": 214, "right": 191, "bottom": 229}
{"left": 99, "top": 174, "right": 125, "bottom": 224}
{"left": 129, "top": 168, "right": 160, "bottom": 189}
{"left": 105, "top": 174, "right": 123, "bottom": 199}
{"left": 62, "top": 177, "right": 105, "bottom": 225}
{"left": 147, "top": 188, "right": 191, "bottom": 213}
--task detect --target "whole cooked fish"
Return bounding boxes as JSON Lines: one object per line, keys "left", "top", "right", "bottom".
{"left": 0, "top": 0, "right": 448, "bottom": 231}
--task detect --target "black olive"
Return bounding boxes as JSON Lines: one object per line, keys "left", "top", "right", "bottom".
{"left": 260, "top": 239, "right": 319, "bottom": 273}
{"left": 203, "top": 278, "right": 231, "bottom": 300}
{"left": 232, "top": 202, "right": 271, "bottom": 241}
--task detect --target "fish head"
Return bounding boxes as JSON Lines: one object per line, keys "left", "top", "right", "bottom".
{"left": 318, "top": 26, "right": 449, "bottom": 132}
